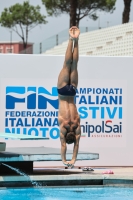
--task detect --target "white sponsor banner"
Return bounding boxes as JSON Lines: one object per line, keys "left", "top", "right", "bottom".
{"left": 0, "top": 54, "right": 133, "bottom": 166}
{"left": 1, "top": 78, "right": 127, "bottom": 148}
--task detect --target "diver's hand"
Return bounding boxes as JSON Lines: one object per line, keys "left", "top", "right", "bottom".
{"left": 68, "top": 159, "right": 75, "bottom": 166}
{"left": 63, "top": 161, "right": 74, "bottom": 168}
{"left": 63, "top": 161, "right": 70, "bottom": 166}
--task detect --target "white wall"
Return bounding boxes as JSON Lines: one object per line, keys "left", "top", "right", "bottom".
{"left": 0, "top": 54, "right": 133, "bottom": 166}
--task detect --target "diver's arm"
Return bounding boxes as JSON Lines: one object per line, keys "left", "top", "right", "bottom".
{"left": 60, "top": 132, "right": 67, "bottom": 163}
{"left": 69, "top": 125, "right": 81, "bottom": 165}
{"left": 72, "top": 134, "right": 80, "bottom": 161}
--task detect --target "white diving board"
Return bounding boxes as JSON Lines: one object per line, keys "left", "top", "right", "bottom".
{"left": 0, "top": 147, "right": 99, "bottom": 162}
{"left": 0, "top": 133, "right": 49, "bottom": 140}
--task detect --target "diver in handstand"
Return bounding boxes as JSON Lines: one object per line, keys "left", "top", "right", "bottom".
{"left": 57, "top": 26, "right": 81, "bottom": 167}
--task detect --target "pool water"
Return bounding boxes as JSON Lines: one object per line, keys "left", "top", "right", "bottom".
{"left": 0, "top": 187, "right": 133, "bottom": 200}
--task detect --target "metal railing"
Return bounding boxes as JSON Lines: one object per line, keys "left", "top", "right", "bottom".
{"left": 19, "top": 26, "right": 99, "bottom": 54}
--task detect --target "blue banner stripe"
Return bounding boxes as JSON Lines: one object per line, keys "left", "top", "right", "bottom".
{"left": 27, "top": 87, "right": 36, "bottom": 92}
{"left": 6, "top": 87, "right": 25, "bottom": 94}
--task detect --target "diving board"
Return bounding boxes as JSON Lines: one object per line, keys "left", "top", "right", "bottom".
{"left": 0, "top": 133, "right": 49, "bottom": 152}
{"left": 0, "top": 147, "right": 99, "bottom": 175}
{"left": 0, "top": 133, "right": 49, "bottom": 140}
{"left": 0, "top": 147, "right": 99, "bottom": 162}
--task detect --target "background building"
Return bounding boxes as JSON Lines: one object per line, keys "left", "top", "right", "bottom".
{"left": 0, "top": 41, "right": 33, "bottom": 54}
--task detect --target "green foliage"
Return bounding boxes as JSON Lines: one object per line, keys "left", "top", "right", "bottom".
{"left": 0, "top": 1, "right": 47, "bottom": 49}
{"left": 42, "top": 0, "right": 116, "bottom": 25}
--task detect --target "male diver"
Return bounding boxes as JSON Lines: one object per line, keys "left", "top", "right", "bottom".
{"left": 57, "top": 26, "right": 81, "bottom": 167}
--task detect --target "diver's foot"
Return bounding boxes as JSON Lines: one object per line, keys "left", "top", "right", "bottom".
{"left": 69, "top": 26, "right": 80, "bottom": 41}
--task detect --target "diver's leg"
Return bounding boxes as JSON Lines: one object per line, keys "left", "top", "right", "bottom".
{"left": 57, "top": 33, "right": 73, "bottom": 89}
{"left": 70, "top": 27, "right": 80, "bottom": 88}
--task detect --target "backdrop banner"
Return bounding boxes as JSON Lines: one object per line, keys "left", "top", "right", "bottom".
{"left": 0, "top": 54, "right": 132, "bottom": 166}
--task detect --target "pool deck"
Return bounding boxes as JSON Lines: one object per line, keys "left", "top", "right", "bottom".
{"left": 0, "top": 147, "right": 132, "bottom": 187}
{"left": 0, "top": 166, "right": 133, "bottom": 187}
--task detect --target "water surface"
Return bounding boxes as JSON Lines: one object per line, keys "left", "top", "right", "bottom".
{"left": 0, "top": 187, "right": 133, "bottom": 200}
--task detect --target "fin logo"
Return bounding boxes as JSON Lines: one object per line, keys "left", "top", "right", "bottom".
{"left": 6, "top": 86, "right": 58, "bottom": 109}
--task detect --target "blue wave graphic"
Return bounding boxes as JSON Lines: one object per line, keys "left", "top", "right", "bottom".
{"left": 6, "top": 87, "right": 58, "bottom": 109}
{"left": 38, "top": 95, "right": 58, "bottom": 109}
{"left": 6, "top": 95, "right": 25, "bottom": 109}
{"left": 27, "top": 87, "right": 36, "bottom": 92}
{"left": 6, "top": 87, "right": 25, "bottom": 94}
{"left": 38, "top": 87, "right": 58, "bottom": 96}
